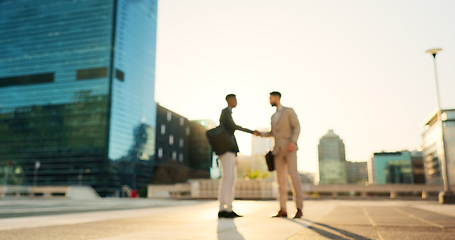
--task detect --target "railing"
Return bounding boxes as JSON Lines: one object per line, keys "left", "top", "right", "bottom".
{"left": 303, "top": 184, "right": 445, "bottom": 199}
{"left": 148, "top": 179, "right": 447, "bottom": 200}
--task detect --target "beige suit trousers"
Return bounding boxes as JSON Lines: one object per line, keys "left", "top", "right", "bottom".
{"left": 275, "top": 150, "right": 303, "bottom": 211}
{"left": 218, "top": 152, "right": 236, "bottom": 211}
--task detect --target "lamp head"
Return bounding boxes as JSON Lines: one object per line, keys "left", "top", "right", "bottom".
{"left": 426, "top": 48, "right": 442, "bottom": 57}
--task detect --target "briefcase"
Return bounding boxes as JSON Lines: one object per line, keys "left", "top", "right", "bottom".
{"left": 206, "top": 126, "right": 235, "bottom": 155}
{"left": 265, "top": 151, "right": 275, "bottom": 171}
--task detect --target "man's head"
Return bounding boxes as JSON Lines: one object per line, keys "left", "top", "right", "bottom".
{"left": 226, "top": 94, "right": 237, "bottom": 108}
{"left": 269, "top": 91, "right": 281, "bottom": 107}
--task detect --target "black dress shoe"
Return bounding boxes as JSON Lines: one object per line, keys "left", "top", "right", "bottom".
{"left": 293, "top": 209, "right": 303, "bottom": 219}
{"left": 228, "top": 211, "right": 243, "bottom": 218}
{"left": 218, "top": 211, "right": 228, "bottom": 218}
{"left": 218, "top": 211, "right": 243, "bottom": 218}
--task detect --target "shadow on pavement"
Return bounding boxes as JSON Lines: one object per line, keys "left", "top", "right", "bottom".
{"left": 217, "top": 219, "right": 245, "bottom": 240}
{"left": 286, "top": 218, "right": 372, "bottom": 240}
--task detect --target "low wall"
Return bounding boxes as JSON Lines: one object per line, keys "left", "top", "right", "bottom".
{"left": 148, "top": 179, "right": 278, "bottom": 200}
{"left": 148, "top": 180, "right": 445, "bottom": 200}
{"left": 0, "top": 185, "right": 100, "bottom": 199}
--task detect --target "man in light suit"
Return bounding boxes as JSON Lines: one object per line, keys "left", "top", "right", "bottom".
{"left": 259, "top": 91, "right": 303, "bottom": 219}
{"left": 218, "top": 94, "right": 259, "bottom": 218}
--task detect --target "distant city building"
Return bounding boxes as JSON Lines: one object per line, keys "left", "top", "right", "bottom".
{"left": 346, "top": 161, "right": 368, "bottom": 184}
{"left": 188, "top": 120, "right": 216, "bottom": 179}
{"left": 369, "top": 151, "right": 424, "bottom": 184}
{"left": 154, "top": 105, "right": 190, "bottom": 184}
{"left": 318, "top": 130, "right": 347, "bottom": 184}
{"left": 422, "top": 109, "right": 455, "bottom": 186}
{"left": 299, "top": 172, "right": 315, "bottom": 184}
{"left": 237, "top": 154, "right": 272, "bottom": 180}
{"left": 410, "top": 151, "right": 426, "bottom": 184}
{"left": 0, "top": 0, "right": 158, "bottom": 196}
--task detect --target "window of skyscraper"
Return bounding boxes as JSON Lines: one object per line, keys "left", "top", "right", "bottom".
{"left": 169, "top": 135, "right": 174, "bottom": 145}
{"left": 167, "top": 111, "right": 172, "bottom": 121}
{"left": 158, "top": 148, "right": 163, "bottom": 158}
{"left": 161, "top": 124, "right": 166, "bottom": 135}
{"left": 115, "top": 69, "right": 125, "bottom": 81}
{"left": 0, "top": 73, "right": 54, "bottom": 87}
{"left": 76, "top": 67, "right": 108, "bottom": 80}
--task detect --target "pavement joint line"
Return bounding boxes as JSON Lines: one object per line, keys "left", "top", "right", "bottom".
{"left": 361, "top": 206, "right": 384, "bottom": 240}
{"left": 392, "top": 207, "right": 444, "bottom": 229}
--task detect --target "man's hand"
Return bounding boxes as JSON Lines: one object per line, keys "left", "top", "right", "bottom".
{"left": 287, "top": 142, "right": 296, "bottom": 152}
{"left": 253, "top": 130, "right": 260, "bottom": 136}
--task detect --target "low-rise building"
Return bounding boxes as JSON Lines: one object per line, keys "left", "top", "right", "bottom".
{"left": 422, "top": 109, "right": 455, "bottom": 185}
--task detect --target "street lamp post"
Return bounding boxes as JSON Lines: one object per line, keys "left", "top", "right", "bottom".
{"left": 426, "top": 48, "right": 455, "bottom": 204}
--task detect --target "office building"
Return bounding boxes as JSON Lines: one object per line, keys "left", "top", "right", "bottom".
{"left": 188, "top": 120, "right": 216, "bottom": 179}
{"left": 237, "top": 154, "right": 272, "bottom": 180}
{"left": 422, "top": 109, "right": 455, "bottom": 185}
{"left": 346, "top": 161, "right": 368, "bottom": 184}
{"left": 318, "top": 130, "right": 347, "bottom": 184}
{"left": 410, "top": 151, "right": 426, "bottom": 184}
{"left": 369, "top": 151, "right": 425, "bottom": 184}
{"left": 0, "top": 0, "right": 158, "bottom": 196}
{"left": 154, "top": 105, "right": 190, "bottom": 184}
{"left": 300, "top": 172, "right": 315, "bottom": 184}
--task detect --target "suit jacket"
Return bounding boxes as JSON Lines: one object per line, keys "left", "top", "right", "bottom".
{"left": 219, "top": 107, "right": 254, "bottom": 154}
{"left": 262, "top": 106, "right": 300, "bottom": 155}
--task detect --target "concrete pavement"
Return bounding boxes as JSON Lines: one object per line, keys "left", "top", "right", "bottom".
{"left": 0, "top": 199, "right": 454, "bottom": 240}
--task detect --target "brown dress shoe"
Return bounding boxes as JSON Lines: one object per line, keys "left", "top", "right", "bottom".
{"left": 272, "top": 210, "right": 288, "bottom": 218}
{"left": 293, "top": 209, "right": 303, "bottom": 219}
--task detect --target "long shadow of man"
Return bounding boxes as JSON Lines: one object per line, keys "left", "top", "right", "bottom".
{"left": 286, "top": 218, "right": 372, "bottom": 240}
{"left": 217, "top": 219, "right": 245, "bottom": 240}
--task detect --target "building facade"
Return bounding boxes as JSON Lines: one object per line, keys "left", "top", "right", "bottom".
{"left": 188, "top": 120, "right": 216, "bottom": 179}
{"left": 154, "top": 105, "right": 190, "bottom": 184}
{"left": 346, "top": 161, "right": 368, "bottom": 184}
{"left": 369, "top": 151, "right": 425, "bottom": 184}
{"left": 410, "top": 151, "right": 426, "bottom": 184}
{"left": 300, "top": 172, "right": 315, "bottom": 184}
{"left": 318, "top": 130, "right": 347, "bottom": 184}
{"left": 0, "top": 0, "right": 158, "bottom": 196}
{"left": 422, "top": 109, "right": 455, "bottom": 186}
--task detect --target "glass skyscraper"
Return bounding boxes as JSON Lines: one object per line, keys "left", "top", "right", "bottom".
{"left": 318, "top": 129, "right": 347, "bottom": 184}
{"left": 0, "top": 0, "right": 157, "bottom": 196}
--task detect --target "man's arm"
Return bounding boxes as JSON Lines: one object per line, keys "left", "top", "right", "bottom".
{"left": 289, "top": 108, "right": 300, "bottom": 143}
{"left": 221, "top": 108, "right": 255, "bottom": 134}
{"left": 236, "top": 125, "right": 254, "bottom": 134}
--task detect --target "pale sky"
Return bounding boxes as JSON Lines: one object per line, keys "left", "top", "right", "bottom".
{"left": 154, "top": 0, "right": 455, "bottom": 174}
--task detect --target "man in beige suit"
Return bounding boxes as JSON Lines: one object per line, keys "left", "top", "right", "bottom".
{"left": 260, "top": 91, "right": 303, "bottom": 219}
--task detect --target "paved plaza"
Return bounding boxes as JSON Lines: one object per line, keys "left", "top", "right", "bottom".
{"left": 0, "top": 198, "right": 454, "bottom": 240}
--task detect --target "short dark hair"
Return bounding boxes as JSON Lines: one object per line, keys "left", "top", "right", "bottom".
{"left": 225, "top": 94, "right": 236, "bottom": 101}
{"left": 270, "top": 91, "right": 281, "bottom": 98}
